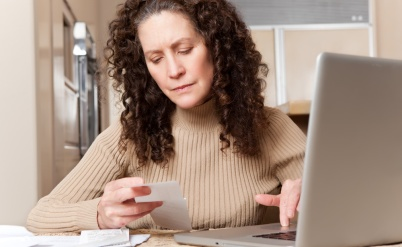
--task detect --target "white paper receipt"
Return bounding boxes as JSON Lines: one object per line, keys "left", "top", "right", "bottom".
{"left": 134, "top": 181, "right": 192, "bottom": 231}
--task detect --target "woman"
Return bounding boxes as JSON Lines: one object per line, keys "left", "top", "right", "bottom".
{"left": 27, "top": 0, "right": 305, "bottom": 233}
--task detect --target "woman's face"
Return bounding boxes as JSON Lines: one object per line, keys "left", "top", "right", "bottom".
{"left": 138, "top": 11, "right": 214, "bottom": 109}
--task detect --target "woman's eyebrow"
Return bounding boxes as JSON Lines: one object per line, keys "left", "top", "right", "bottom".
{"left": 170, "top": 37, "right": 194, "bottom": 48}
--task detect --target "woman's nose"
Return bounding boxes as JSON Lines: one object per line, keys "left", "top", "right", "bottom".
{"left": 167, "top": 56, "right": 185, "bottom": 79}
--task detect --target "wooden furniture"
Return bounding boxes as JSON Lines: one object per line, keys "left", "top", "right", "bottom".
{"left": 277, "top": 100, "right": 310, "bottom": 134}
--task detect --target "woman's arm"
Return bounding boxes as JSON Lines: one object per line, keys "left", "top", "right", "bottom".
{"left": 255, "top": 108, "right": 306, "bottom": 226}
{"left": 26, "top": 121, "right": 126, "bottom": 233}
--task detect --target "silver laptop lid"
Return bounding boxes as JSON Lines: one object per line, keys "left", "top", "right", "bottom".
{"left": 296, "top": 53, "right": 402, "bottom": 247}
{"left": 174, "top": 53, "right": 402, "bottom": 247}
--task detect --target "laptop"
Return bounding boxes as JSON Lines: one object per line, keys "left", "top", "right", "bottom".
{"left": 174, "top": 52, "right": 402, "bottom": 247}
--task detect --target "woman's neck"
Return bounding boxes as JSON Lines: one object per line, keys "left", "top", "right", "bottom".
{"left": 172, "top": 99, "right": 220, "bottom": 132}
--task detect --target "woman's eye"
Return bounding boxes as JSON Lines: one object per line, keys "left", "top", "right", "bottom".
{"left": 178, "top": 48, "right": 192, "bottom": 55}
{"left": 151, "top": 57, "right": 162, "bottom": 64}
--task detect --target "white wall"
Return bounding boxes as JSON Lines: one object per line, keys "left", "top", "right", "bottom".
{"left": 99, "top": 0, "right": 126, "bottom": 125}
{"left": 68, "top": 0, "right": 124, "bottom": 129}
{"left": 374, "top": 0, "right": 402, "bottom": 60}
{"left": 0, "top": 0, "right": 38, "bottom": 225}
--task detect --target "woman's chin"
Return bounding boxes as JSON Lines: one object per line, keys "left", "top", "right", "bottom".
{"left": 174, "top": 100, "right": 203, "bottom": 110}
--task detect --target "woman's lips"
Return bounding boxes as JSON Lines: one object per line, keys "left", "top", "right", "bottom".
{"left": 173, "top": 83, "right": 193, "bottom": 91}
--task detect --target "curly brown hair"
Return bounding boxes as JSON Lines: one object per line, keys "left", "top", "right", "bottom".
{"left": 102, "top": 0, "right": 269, "bottom": 166}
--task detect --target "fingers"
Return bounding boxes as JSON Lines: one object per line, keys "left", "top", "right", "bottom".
{"left": 255, "top": 194, "right": 280, "bottom": 207}
{"left": 254, "top": 192, "right": 292, "bottom": 226}
{"left": 279, "top": 180, "right": 292, "bottom": 226}
{"left": 104, "top": 177, "right": 144, "bottom": 191}
{"left": 114, "top": 186, "right": 152, "bottom": 203}
{"left": 98, "top": 201, "right": 163, "bottom": 229}
{"left": 279, "top": 179, "right": 302, "bottom": 227}
{"left": 255, "top": 178, "right": 302, "bottom": 227}
{"left": 286, "top": 182, "right": 301, "bottom": 217}
{"left": 102, "top": 212, "right": 152, "bottom": 229}
{"left": 103, "top": 201, "right": 163, "bottom": 218}
{"left": 98, "top": 177, "right": 164, "bottom": 229}
{"left": 104, "top": 177, "right": 150, "bottom": 203}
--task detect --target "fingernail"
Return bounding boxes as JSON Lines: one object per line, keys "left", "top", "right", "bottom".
{"left": 287, "top": 210, "right": 294, "bottom": 218}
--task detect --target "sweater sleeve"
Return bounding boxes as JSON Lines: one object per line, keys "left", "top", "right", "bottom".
{"left": 26, "top": 121, "right": 126, "bottom": 233}
{"left": 265, "top": 108, "right": 306, "bottom": 183}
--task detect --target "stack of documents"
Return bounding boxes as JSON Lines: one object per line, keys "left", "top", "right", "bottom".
{"left": 0, "top": 226, "right": 150, "bottom": 247}
{"left": 79, "top": 228, "right": 137, "bottom": 247}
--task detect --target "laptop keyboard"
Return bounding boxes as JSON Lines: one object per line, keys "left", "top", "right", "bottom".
{"left": 253, "top": 231, "right": 296, "bottom": 241}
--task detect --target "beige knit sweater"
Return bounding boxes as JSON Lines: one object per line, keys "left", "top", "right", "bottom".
{"left": 26, "top": 100, "right": 306, "bottom": 233}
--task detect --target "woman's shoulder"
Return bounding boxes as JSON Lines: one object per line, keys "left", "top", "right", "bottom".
{"left": 262, "top": 106, "right": 306, "bottom": 139}
{"left": 93, "top": 118, "right": 123, "bottom": 146}
{"left": 263, "top": 106, "right": 292, "bottom": 122}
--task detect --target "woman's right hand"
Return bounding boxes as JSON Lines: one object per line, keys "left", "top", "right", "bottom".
{"left": 97, "top": 177, "right": 163, "bottom": 229}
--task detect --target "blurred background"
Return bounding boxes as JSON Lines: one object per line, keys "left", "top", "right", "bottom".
{"left": 0, "top": 0, "right": 401, "bottom": 226}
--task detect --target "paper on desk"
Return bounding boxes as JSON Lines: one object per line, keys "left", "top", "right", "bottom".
{"left": 0, "top": 236, "right": 40, "bottom": 247}
{"left": 79, "top": 228, "right": 130, "bottom": 246}
{"left": 0, "top": 225, "right": 38, "bottom": 247}
{"left": 0, "top": 225, "right": 150, "bottom": 247}
{"left": 0, "top": 235, "right": 149, "bottom": 247}
{"left": 78, "top": 228, "right": 150, "bottom": 247}
{"left": 35, "top": 236, "right": 80, "bottom": 246}
{"left": 134, "top": 181, "right": 192, "bottom": 231}
{"left": 34, "top": 234, "right": 149, "bottom": 247}
{"left": 0, "top": 225, "right": 34, "bottom": 238}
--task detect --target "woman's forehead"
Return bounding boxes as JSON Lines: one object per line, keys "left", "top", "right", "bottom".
{"left": 138, "top": 11, "right": 200, "bottom": 50}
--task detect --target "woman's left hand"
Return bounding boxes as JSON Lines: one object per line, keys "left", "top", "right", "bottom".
{"left": 255, "top": 178, "right": 302, "bottom": 227}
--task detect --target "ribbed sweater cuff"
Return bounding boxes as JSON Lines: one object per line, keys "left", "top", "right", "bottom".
{"left": 76, "top": 198, "right": 101, "bottom": 230}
